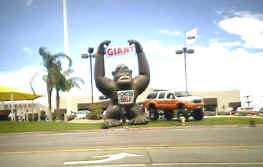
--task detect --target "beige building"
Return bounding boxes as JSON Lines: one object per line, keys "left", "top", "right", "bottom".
{"left": 60, "top": 91, "right": 150, "bottom": 115}
{"left": 60, "top": 96, "right": 102, "bottom": 114}
{"left": 191, "top": 89, "right": 241, "bottom": 112}
{"left": 0, "top": 102, "right": 48, "bottom": 121}
{"left": 60, "top": 88, "right": 241, "bottom": 114}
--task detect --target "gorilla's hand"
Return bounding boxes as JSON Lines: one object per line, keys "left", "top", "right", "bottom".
{"left": 128, "top": 39, "right": 143, "bottom": 53}
{"left": 128, "top": 39, "right": 139, "bottom": 45}
{"left": 97, "top": 40, "right": 111, "bottom": 54}
{"left": 101, "top": 40, "right": 111, "bottom": 46}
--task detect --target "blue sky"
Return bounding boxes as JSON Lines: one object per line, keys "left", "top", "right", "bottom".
{"left": 0, "top": 0, "right": 263, "bottom": 108}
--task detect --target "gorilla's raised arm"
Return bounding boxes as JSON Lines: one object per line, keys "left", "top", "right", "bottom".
{"left": 128, "top": 40, "right": 150, "bottom": 95}
{"left": 94, "top": 40, "right": 116, "bottom": 97}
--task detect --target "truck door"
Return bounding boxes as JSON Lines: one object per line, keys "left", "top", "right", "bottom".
{"left": 166, "top": 93, "right": 177, "bottom": 109}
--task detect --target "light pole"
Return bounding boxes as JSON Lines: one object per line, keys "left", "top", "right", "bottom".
{"left": 81, "top": 48, "right": 96, "bottom": 104}
{"left": 176, "top": 47, "right": 194, "bottom": 93}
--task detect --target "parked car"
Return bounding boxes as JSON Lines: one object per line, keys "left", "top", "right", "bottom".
{"left": 246, "top": 110, "right": 257, "bottom": 115}
{"left": 144, "top": 90, "right": 204, "bottom": 121}
{"left": 75, "top": 110, "right": 90, "bottom": 120}
{"left": 101, "top": 110, "right": 107, "bottom": 119}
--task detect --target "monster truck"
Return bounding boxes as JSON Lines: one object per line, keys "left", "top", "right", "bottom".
{"left": 144, "top": 90, "right": 204, "bottom": 121}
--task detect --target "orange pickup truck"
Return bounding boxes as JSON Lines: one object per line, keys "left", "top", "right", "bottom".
{"left": 144, "top": 90, "right": 204, "bottom": 121}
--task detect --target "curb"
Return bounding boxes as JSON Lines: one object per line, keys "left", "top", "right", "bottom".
{"left": 1, "top": 124, "right": 263, "bottom": 136}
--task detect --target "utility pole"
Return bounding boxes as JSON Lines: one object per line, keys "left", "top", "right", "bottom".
{"left": 175, "top": 47, "right": 194, "bottom": 93}
{"left": 81, "top": 48, "right": 96, "bottom": 104}
{"left": 244, "top": 95, "right": 252, "bottom": 108}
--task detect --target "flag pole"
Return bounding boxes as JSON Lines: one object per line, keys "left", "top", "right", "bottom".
{"left": 183, "top": 47, "right": 188, "bottom": 93}
{"left": 184, "top": 31, "right": 188, "bottom": 93}
{"left": 63, "top": 0, "right": 71, "bottom": 121}
{"left": 176, "top": 28, "right": 197, "bottom": 94}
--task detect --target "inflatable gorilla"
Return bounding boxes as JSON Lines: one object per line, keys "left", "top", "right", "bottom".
{"left": 94, "top": 40, "right": 150, "bottom": 126}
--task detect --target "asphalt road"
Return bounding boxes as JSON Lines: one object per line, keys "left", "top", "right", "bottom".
{"left": 0, "top": 126, "right": 263, "bottom": 167}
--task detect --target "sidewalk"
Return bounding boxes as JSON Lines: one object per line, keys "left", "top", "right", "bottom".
{"left": 205, "top": 115, "right": 263, "bottom": 119}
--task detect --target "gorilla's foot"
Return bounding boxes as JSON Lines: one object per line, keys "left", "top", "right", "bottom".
{"left": 102, "top": 119, "right": 122, "bottom": 128}
{"left": 130, "top": 115, "right": 149, "bottom": 125}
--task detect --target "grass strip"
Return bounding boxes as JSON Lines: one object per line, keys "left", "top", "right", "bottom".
{"left": 0, "top": 121, "right": 101, "bottom": 133}
{"left": 0, "top": 117, "right": 262, "bottom": 133}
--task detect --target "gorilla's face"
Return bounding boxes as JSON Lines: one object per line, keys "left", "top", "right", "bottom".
{"left": 112, "top": 65, "right": 132, "bottom": 88}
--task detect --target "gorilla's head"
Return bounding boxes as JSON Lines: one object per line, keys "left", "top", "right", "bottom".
{"left": 112, "top": 64, "right": 132, "bottom": 88}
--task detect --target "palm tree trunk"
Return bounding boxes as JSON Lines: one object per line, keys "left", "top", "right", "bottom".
{"left": 47, "top": 83, "right": 53, "bottom": 121}
{"left": 55, "top": 88, "right": 61, "bottom": 120}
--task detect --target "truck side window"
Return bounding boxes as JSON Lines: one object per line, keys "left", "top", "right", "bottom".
{"left": 147, "top": 93, "right": 157, "bottom": 99}
{"left": 167, "top": 93, "right": 175, "bottom": 99}
{"left": 158, "top": 92, "right": 166, "bottom": 99}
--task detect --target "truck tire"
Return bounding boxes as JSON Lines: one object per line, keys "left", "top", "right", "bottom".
{"left": 177, "top": 103, "right": 185, "bottom": 120}
{"left": 164, "top": 110, "right": 174, "bottom": 121}
{"left": 192, "top": 109, "right": 204, "bottom": 121}
{"left": 149, "top": 107, "right": 159, "bottom": 121}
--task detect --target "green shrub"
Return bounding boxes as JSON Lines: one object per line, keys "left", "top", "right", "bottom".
{"left": 27, "top": 113, "right": 39, "bottom": 121}
{"left": 51, "top": 112, "right": 57, "bottom": 121}
{"left": 256, "top": 112, "right": 263, "bottom": 117}
{"left": 238, "top": 112, "right": 249, "bottom": 116}
{"left": 101, "top": 123, "right": 109, "bottom": 129}
{"left": 204, "top": 111, "right": 216, "bottom": 116}
{"left": 88, "top": 108, "right": 103, "bottom": 120}
{"left": 67, "top": 115, "right": 75, "bottom": 121}
{"left": 217, "top": 111, "right": 230, "bottom": 115}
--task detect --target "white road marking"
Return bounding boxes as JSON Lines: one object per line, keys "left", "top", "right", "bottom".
{"left": 64, "top": 162, "right": 263, "bottom": 167}
{"left": 64, "top": 152, "right": 143, "bottom": 165}
{"left": 65, "top": 164, "right": 145, "bottom": 167}
{"left": 152, "top": 162, "right": 263, "bottom": 166}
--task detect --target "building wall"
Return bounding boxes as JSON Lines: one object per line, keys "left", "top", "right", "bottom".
{"left": 0, "top": 102, "right": 48, "bottom": 112}
{"left": 60, "top": 88, "right": 241, "bottom": 114}
{"left": 0, "top": 102, "right": 48, "bottom": 120}
{"left": 60, "top": 96, "right": 101, "bottom": 114}
{"left": 60, "top": 88, "right": 154, "bottom": 114}
{"left": 191, "top": 90, "right": 241, "bottom": 112}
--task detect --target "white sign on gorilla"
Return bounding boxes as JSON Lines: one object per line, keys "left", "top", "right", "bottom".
{"left": 117, "top": 90, "right": 135, "bottom": 104}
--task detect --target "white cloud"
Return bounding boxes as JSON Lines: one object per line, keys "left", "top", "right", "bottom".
{"left": 23, "top": 47, "right": 33, "bottom": 54}
{"left": 218, "top": 11, "right": 263, "bottom": 49}
{"left": 159, "top": 29, "right": 184, "bottom": 37}
{"left": 208, "top": 40, "right": 242, "bottom": 48}
{"left": 0, "top": 66, "right": 48, "bottom": 105}
{"left": 2, "top": 40, "right": 263, "bottom": 108}
{"left": 189, "top": 43, "right": 263, "bottom": 108}
{"left": 137, "top": 40, "right": 263, "bottom": 107}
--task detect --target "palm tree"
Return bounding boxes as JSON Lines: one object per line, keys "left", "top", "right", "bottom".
{"left": 29, "top": 70, "right": 39, "bottom": 95}
{"left": 54, "top": 68, "right": 84, "bottom": 120}
{"left": 39, "top": 47, "right": 72, "bottom": 121}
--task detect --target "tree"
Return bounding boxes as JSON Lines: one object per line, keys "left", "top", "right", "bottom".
{"left": 54, "top": 68, "right": 84, "bottom": 120}
{"left": 29, "top": 70, "right": 39, "bottom": 95}
{"left": 39, "top": 47, "right": 72, "bottom": 121}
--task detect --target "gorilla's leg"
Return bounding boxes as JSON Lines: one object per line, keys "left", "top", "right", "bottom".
{"left": 128, "top": 104, "right": 149, "bottom": 125}
{"left": 103, "top": 104, "right": 122, "bottom": 127}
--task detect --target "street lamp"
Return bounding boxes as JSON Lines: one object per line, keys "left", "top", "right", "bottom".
{"left": 81, "top": 47, "right": 96, "bottom": 104}
{"left": 175, "top": 47, "right": 194, "bottom": 93}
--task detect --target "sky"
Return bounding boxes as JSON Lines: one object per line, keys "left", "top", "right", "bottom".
{"left": 0, "top": 0, "right": 263, "bottom": 108}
